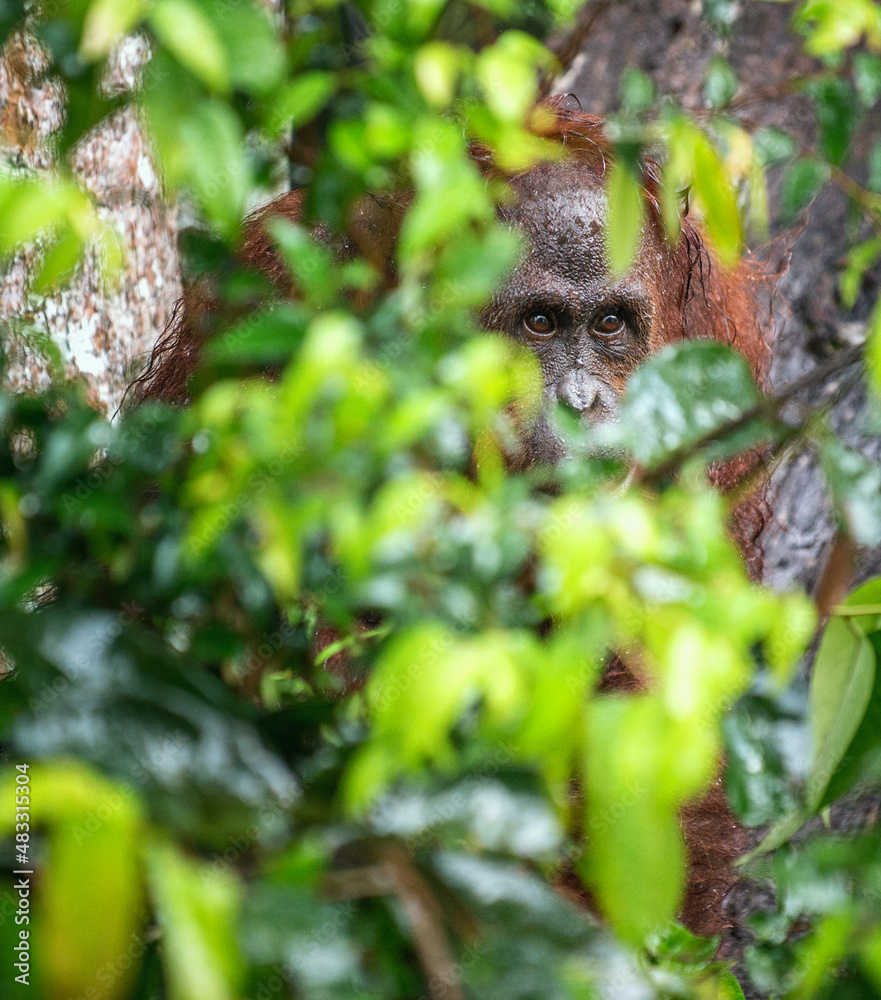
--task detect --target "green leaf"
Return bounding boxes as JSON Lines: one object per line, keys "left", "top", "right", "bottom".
{"left": 718, "top": 969, "right": 747, "bottom": 1000}
{"left": 704, "top": 55, "right": 739, "bottom": 107}
{"left": 147, "top": 840, "right": 244, "bottom": 1000}
{"left": 835, "top": 576, "right": 881, "bottom": 634}
{"left": 206, "top": 305, "right": 309, "bottom": 364}
{"left": 80, "top": 0, "right": 145, "bottom": 61}
{"left": 604, "top": 341, "right": 765, "bottom": 469}
{"left": 371, "top": 775, "right": 563, "bottom": 861}
{"left": 267, "top": 72, "right": 335, "bottom": 135}
{"left": 475, "top": 31, "right": 549, "bottom": 122}
{"left": 811, "top": 619, "right": 875, "bottom": 796}
{"left": 854, "top": 51, "right": 881, "bottom": 106}
{"left": 581, "top": 697, "right": 688, "bottom": 943}
{"left": 178, "top": 100, "right": 252, "bottom": 237}
{"left": 0, "top": 0, "right": 26, "bottom": 48}
{"left": 415, "top": 41, "right": 461, "bottom": 106}
{"left": 212, "top": 0, "right": 285, "bottom": 95}
{"left": 754, "top": 126, "right": 798, "bottom": 167}
{"left": 822, "top": 631, "right": 881, "bottom": 804}
{"left": 819, "top": 434, "right": 881, "bottom": 547}
{"left": 749, "top": 617, "right": 875, "bottom": 857}
{"left": 3, "top": 610, "right": 298, "bottom": 845}
{"left": 620, "top": 68, "right": 655, "bottom": 112}
{"left": 870, "top": 294, "right": 881, "bottom": 394}
{"left": 839, "top": 237, "right": 881, "bottom": 309}
{"left": 868, "top": 137, "right": 881, "bottom": 192}
{"left": 606, "top": 156, "right": 644, "bottom": 275}
{"left": 149, "top": 0, "right": 229, "bottom": 92}
{"left": 0, "top": 762, "right": 144, "bottom": 1000}
{"left": 780, "top": 157, "right": 830, "bottom": 223}
{"left": 809, "top": 77, "right": 860, "bottom": 167}
{"left": 794, "top": 0, "right": 881, "bottom": 57}
{"left": 724, "top": 685, "right": 810, "bottom": 828}
{"left": 691, "top": 132, "right": 742, "bottom": 267}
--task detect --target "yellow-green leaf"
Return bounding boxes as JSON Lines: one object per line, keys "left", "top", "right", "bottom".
{"left": 146, "top": 840, "right": 243, "bottom": 1000}
{"left": 606, "top": 159, "right": 644, "bottom": 275}
{"left": 149, "top": 0, "right": 229, "bottom": 92}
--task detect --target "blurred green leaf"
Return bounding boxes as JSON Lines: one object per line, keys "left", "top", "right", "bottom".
{"left": 415, "top": 41, "right": 461, "bottom": 106}
{"left": 80, "top": 0, "right": 144, "bottom": 61}
{"left": 691, "top": 131, "right": 743, "bottom": 266}
{"left": 809, "top": 77, "right": 860, "bottom": 166}
{"left": 268, "top": 72, "right": 336, "bottom": 134}
{"left": 582, "top": 696, "right": 690, "bottom": 943}
{"left": 1, "top": 762, "right": 144, "bottom": 1000}
{"left": 780, "top": 157, "right": 830, "bottom": 223}
{"left": 0, "top": 0, "right": 26, "bottom": 47}
{"left": 619, "top": 68, "right": 655, "bottom": 112}
{"left": 725, "top": 682, "right": 810, "bottom": 828}
{"left": 149, "top": 0, "right": 229, "bottom": 91}
{"left": 2, "top": 610, "right": 299, "bottom": 845}
{"left": 704, "top": 55, "right": 739, "bottom": 107}
{"left": 212, "top": 0, "right": 285, "bottom": 95}
{"left": 794, "top": 0, "right": 881, "bottom": 57}
{"left": 606, "top": 155, "right": 644, "bottom": 275}
{"left": 839, "top": 237, "right": 881, "bottom": 309}
{"left": 662, "top": 117, "right": 743, "bottom": 265}
{"left": 753, "top": 126, "right": 798, "bottom": 167}
{"left": 870, "top": 294, "right": 881, "bottom": 394}
{"left": 147, "top": 839, "right": 244, "bottom": 1000}
{"left": 819, "top": 433, "right": 881, "bottom": 547}
{"left": 854, "top": 51, "right": 881, "bottom": 106}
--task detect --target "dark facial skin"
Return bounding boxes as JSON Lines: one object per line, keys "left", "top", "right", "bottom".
{"left": 484, "top": 159, "right": 676, "bottom": 463}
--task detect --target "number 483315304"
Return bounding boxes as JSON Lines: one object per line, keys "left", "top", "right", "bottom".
{"left": 14, "top": 763, "right": 30, "bottom": 868}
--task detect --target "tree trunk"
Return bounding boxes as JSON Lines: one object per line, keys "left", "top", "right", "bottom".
{"left": 0, "top": 30, "right": 181, "bottom": 415}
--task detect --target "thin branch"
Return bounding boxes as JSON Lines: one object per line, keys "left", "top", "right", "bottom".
{"left": 322, "top": 866, "right": 394, "bottom": 900}
{"left": 641, "top": 343, "right": 866, "bottom": 484}
{"left": 321, "top": 849, "right": 466, "bottom": 1000}
{"left": 380, "top": 844, "right": 467, "bottom": 1000}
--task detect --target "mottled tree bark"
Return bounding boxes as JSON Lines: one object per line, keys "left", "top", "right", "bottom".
{"left": 0, "top": 31, "right": 181, "bottom": 414}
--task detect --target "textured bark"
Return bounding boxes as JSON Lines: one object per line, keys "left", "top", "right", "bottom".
{"left": 0, "top": 31, "right": 181, "bottom": 414}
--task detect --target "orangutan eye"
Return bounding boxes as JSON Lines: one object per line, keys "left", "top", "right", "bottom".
{"left": 523, "top": 310, "right": 557, "bottom": 339}
{"left": 592, "top": 312, "right": 626, "bottom": 337}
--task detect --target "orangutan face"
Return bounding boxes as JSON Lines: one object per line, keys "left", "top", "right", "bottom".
{"left": 483, "top": 159, "right": 677, "bottom": 461}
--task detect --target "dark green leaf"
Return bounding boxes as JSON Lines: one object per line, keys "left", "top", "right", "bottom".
{"left": 780, "top": 157, "right": 830, "bottom": 223}
{"left": 3, "top": 611, "right": 299, "bottom": 845}
{"left": 750, "top": 617, "right": 875, "bottom": 857}
{"left": 604, "top": 341, "right": 767, "bottom": 469}
{"left": 724, "top": 682, "right": 811, "bottom": 828}
{"left": 809, "top": 78, "right": 860, "bottom": 167}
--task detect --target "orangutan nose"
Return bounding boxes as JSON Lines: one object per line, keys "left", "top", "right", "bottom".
{"left": 554, "top": 370, "right": 616, "bottom": 423}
